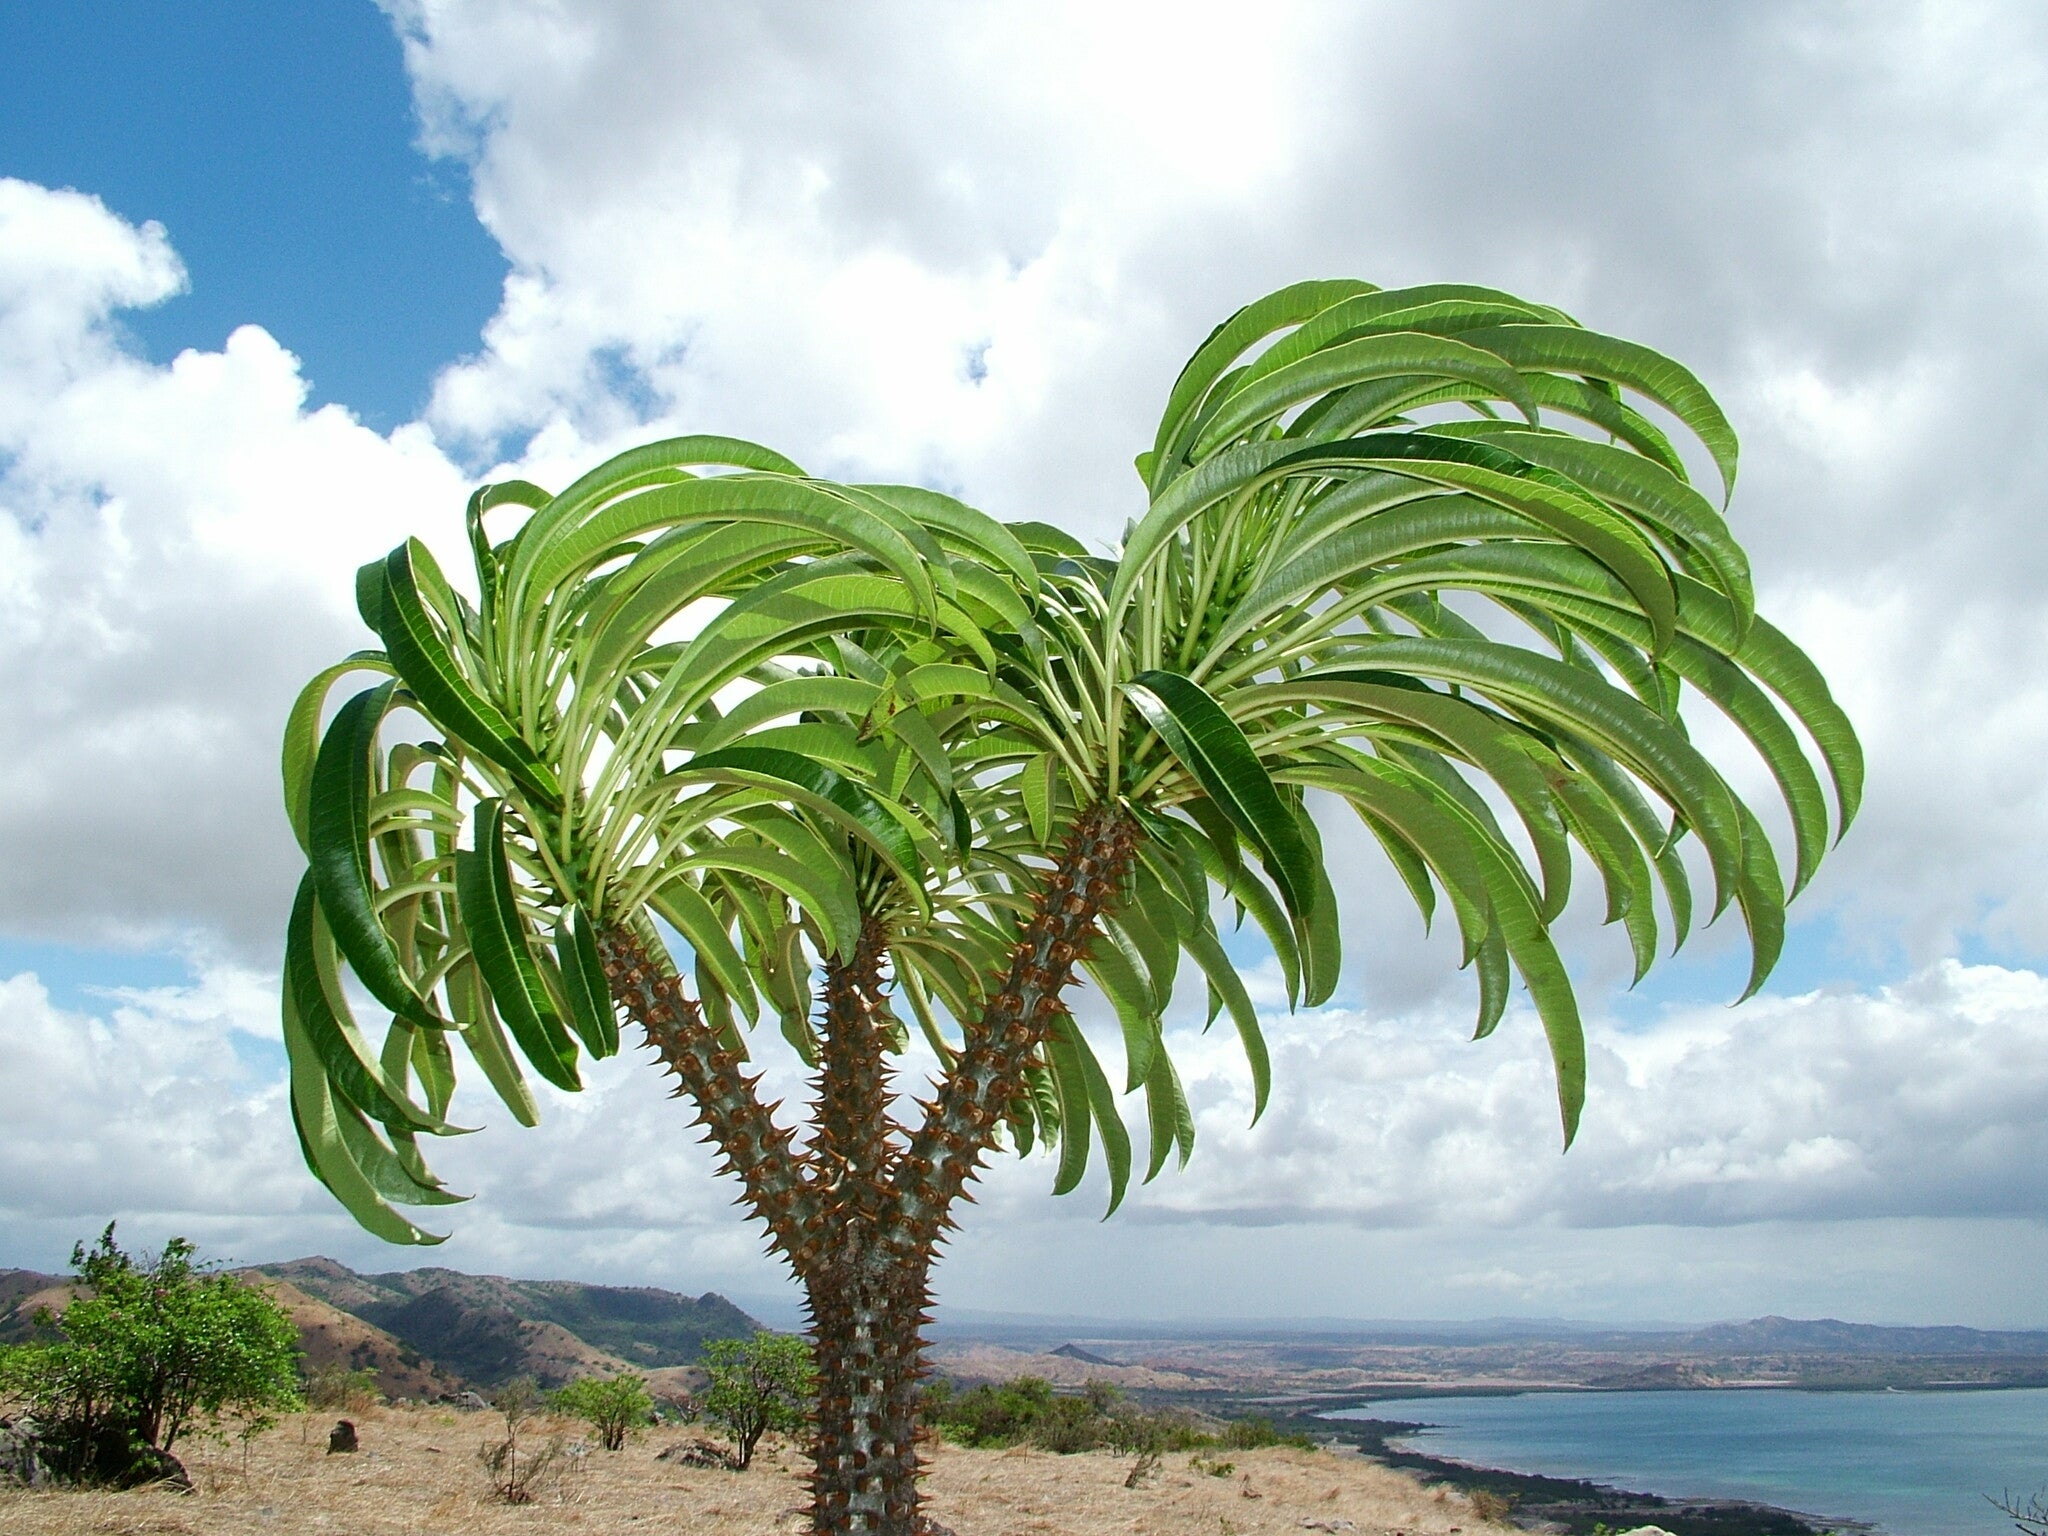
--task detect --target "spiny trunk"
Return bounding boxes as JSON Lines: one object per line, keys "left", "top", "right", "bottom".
{"left": 804, "top": 1251, "right": 933, "bottom": 1535}
{"left": 809, "top": 918, "right": 934, "bottom": 1534}
{"left": 812, "top": 917, "right": 898, "bottom": 1228}
{"left": 601, "top": 805, "right": 1141, "bottom": 1536}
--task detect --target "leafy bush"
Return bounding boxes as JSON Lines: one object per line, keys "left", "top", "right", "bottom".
{"left": 550, "top": 1372, "right": 653, "bottom": 1451}
{"left": 303, "top": 1363, "right": 382, "bottom": 1411}
{"left": 927, "top": 1375, "right": 1056, "bottom": 1447}
{"left": 701, "top": 1334, "right": 814, "bottom": 1470}
{"left": 920, "top": 1373, "right": 1297, "bottom": 1457}
{"left": 0, "top": 1226, "right": 302, "bottom": 1485}
{"left": 1221, "top": 1414, "right": 1313, "bottom": 1451}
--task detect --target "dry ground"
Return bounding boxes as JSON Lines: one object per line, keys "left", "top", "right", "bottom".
{"left": 0, "top": 1405, "right": 1501, "bottom": 1536}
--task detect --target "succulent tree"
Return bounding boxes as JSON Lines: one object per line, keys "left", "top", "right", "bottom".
{"left": 280, "top": 279, "right": 1857, "bottom": 1536}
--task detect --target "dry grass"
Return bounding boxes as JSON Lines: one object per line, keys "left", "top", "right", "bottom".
{"left": 0, "top": 1406, "right": 1498, "bottom": 1536}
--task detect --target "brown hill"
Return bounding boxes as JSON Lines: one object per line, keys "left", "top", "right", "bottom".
{"left": 0, "top": 1273, "right": 74, "bottom": 1343}
{"left": 250, "top": 1257, "right": 761, "bottom": 1387}
{"left": 246, "top": 1277, "right": 467, "bottom": 1401}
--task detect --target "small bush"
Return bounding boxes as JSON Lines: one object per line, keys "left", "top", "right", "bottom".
{"left": 304, "top": 1364, "right": 382, "bottom": 1412}
{"left": 1221, "top": 1414, "right": 1314, "bottom": 1451}
{"left": 479, "top": 1377, "right": 563, "bottom": 1504}
{"left": 920, "top": 1373, "right": 1293, "bottom": 1459}
{"left": 701, "top": 1334, "right": 813, "bottom": 1470}
{"left": 1469, "top": 1487, "right": 1515, "bottom": 1524}
{"left": 551, "top": 1372, "right": 653, "bottom": 1451}
{"left": 0, "top": 1226, "right": 302, "bottom": 1485}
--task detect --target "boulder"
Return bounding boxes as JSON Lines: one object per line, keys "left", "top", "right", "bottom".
{"left": 115, "top": 1445, "right": 190, "bottom": 1492}
{"left": 656, "top": 1437, "right": 737, "bottom": 1470}
{"left": 0, "top": 1419, "right": 51, "bottom": 1488}
{"left": 327, "top": 1419, "right": 359, "bottom": 1454}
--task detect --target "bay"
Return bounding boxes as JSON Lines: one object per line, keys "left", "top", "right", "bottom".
{"left": 1332, "top": 1388, "right": 2048, "bottom": 1535}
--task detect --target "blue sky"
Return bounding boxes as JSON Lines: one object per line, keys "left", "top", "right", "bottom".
{"left": 0, "top": 1, "right": 499, "bottom": 431}
{"left": 4, "top": 2, "right": 2048, "bottom": 1329}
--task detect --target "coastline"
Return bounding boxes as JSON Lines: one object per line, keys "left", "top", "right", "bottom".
{"left": 1287, "top": 1413, "right": 1866, "bottom": 1536}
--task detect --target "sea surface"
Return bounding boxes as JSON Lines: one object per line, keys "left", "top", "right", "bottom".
{"left": 1331, "top": 1387, "right": 2048, "bottom": 1535}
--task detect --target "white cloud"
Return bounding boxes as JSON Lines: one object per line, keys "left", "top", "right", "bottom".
{"left": 9, "top": 5, "right": 2048, "bottom": 1323}
{"left": 1062, "top": 959, "right": 2048, "bottom": 1231}
{"left": 13, "top": 951, "right": 2036, "bottom": 1302}
{"left": 0, "top": 180, "right": 471, "bottom": 954}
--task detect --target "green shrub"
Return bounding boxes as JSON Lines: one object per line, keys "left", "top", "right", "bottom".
{"left": 303, "top": 1363, "right": 382, "bottom": 1411}
{"left": 701, "top": 1334, "right": 813, "bottom": 1470}
{"left": 1221, "top": 1414, "right": 1314, "bottom": 1451}
{"left": 550, "top": 1372, "right": 653, "bottom": 1451}
{"left": 0, "top": 1226, "right": 302, "bottom": 1484}
{"left": 926, "top": 1375, "right": 1056, "bottom": 1447}
{"left": 920, "top": 1373, "right": 1284, "bottom": 1458}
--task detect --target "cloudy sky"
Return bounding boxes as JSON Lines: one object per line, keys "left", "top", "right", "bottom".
{"left": 4, "top": 0, "right": 2047, "bottom": 1330}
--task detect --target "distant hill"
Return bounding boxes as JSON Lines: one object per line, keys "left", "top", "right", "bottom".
{"left": 0, "top": 1269, "right": 67, "bottom": 1343}
{"left": 249, "top": 1277, "right": 467, "bottom": 1401}
{"left": 1669, "top": 1314, "right": 2048, "bottom": 1357}
{"left": 0, "top": 1265, "right": 462, "bottom": 1400}
{"left": 249, "top": 1257, "right": 762, "bottom": 1388}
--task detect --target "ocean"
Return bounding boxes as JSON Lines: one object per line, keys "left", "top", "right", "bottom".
{"left": 1331, "top": 1387, "right": 2048, "bottom": 1535}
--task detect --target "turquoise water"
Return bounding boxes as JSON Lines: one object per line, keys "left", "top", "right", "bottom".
{"left": 1331, "top": 1388, "right": 2048, "bottom": 1535}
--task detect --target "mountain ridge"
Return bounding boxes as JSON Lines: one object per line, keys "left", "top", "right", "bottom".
{"left": 247, "top": 1257, "right": 762, "bottom": 1387}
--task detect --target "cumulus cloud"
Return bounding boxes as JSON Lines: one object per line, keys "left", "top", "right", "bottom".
{"left": 8, "top": 5, "right": 2048, "bottom": 1319}
{"left": 1100, "top": 960, "right": 2048, "bottom": 1230}
{"left": 0, "top": 952, "right": 806, "bottom": 1298}
{"left": 0, "top": 179, "right": 470, "bottom": 955}
{"left": 11, "top": 949, "right": 2042, "bottom": 1319}
{"left": 381, "top": 0, "right": 2048, "bottom": 975}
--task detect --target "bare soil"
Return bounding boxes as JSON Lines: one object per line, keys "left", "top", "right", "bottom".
{"left": 0, "top": 1406, "right": 1496, "bottom": 1535}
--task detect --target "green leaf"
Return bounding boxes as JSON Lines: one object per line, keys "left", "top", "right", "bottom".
{"left": 455, "top": 799, "right": 582, "bottom": 1092}
{"left": 650, "top": 877, "right": 757, "bottom": 1021}
{"left": 283, "top": 874, "right": 446, "bottom": 1134}
{"left": 283, "top": 653, "right": 393, "bottom": 858}
{"left": 1127, "top": 670, "right": 1321, "bottom": 930}
{"left": 432, "top": 961, "right": 533, "bottom": 1128}
{"left": 1180, "top": 922, "right": 1269, "bottom": 1119}
{"left": 376, "top": 540, "right": 559, "bottom": 802}
{"left": 678, "top": 842, "right": 860, "bottom": 959}
{"left": 556, "top": 904, "right": 618, "bottom": 1057}
{"left": 1152, "top": 279, "right": 1378, "bottom": 478}
{"left": 307, "top": 681, "right": 440, "bottom": 1026}
{"left": 1021, "top": 750, "right": 1057, "bottom": 847}
{"left": 283, "top": 992, "right": 447, "bottom": 1244}
{"left": 1463, "top": 323, "right": 1739, "bottom": 501}
{"left": 687, "top": 744, "right": 923, "bottom": 892}
{"left": 1046, "top": 1013, "right": 1133, "bottom": 1216}
{"left": 1140, "top": 1045, "right": 1196, "bottom": 1181}
{"left": 1320, "top": 643, "right": 1744, "bottom": 916}
{"left": 1080, "top": 935, "right": 1159, "bottom": 1092}
{"left": 1192, "top": 330, "right": 1538, "bottom": 454}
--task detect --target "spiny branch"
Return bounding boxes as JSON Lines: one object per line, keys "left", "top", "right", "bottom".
{"left": 812, "top": 917, "right": 901, "bottom": 1239}
{"left": 597, "top": 924, "right": 822, "bottom": 1265}
{"left": 897, "top": 802, "right": 1140, "bottom": 1251}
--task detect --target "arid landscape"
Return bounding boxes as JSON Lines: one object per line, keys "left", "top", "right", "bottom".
{"left": 929, "top": 1317, "right": 2048, "bottom": 1403}
{"left": 0, "top": 1405, "right": 1493, "bottom": 1536}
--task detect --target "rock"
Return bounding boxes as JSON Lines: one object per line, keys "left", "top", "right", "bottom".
{"left": 1298, "top": 1522, "right": 1356, "bottom": 1533}
{"left": 656, "top": 1437, "right": 737, "bottom": 1469}
{"left": 327, "top": 1419, "right": 359, "bottom": 1454}
{"left": 455, "top": 1390, "right": 490, "bottom": 1412}
{"left": 114, "top": 1445, "right": 190, "bottom": 1492}
{"left": 0, "top": 1419, "right": 52, "bottom": 1487}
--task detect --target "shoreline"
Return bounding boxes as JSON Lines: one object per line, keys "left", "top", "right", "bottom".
{"left": 1285, "top": 1413, "right": 1867, "bottom": 1536}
